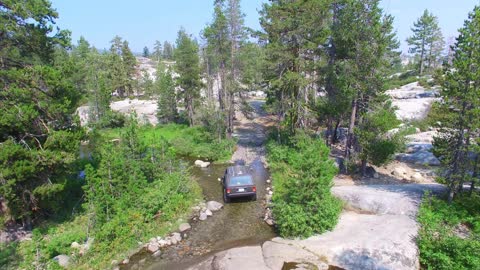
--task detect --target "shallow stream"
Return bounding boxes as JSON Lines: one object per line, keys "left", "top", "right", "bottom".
{"left": 123, "top": 159, "right": 275, "bottom": 270}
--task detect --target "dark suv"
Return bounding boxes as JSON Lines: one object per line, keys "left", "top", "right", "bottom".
{"left": 222, "top": 165, "right": 256, "bottom": 203}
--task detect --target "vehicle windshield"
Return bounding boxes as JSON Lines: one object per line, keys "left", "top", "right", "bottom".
{"left": 228, "top": 175, "right": 253, "bottom": 186}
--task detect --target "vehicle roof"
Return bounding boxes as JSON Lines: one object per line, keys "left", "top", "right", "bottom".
{"left": 227, "top": 165, "right": 251, "bottom": 177}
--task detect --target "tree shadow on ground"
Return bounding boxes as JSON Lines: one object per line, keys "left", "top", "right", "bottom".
{"left": 334, "top": 248, "right": 417, "bottom": 270}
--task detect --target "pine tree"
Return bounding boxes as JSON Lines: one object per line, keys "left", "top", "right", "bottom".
{"left": 174, "top": 29, "right": 202, "bottom": 126}
{"left": 407, "top": 9, "right": 442, "bottom": 75}
{"left": 107, "top": 36, "right": 137, "bottom": 97}
{"left": 0, "top": 0, "right": 82, "bottom": 227}
{"left": 153, "top": 40, "right": 163, "bottom": 61}
{"left": 143, "top": 46, "right": 150, "bottom": 58}
{"left": 121, "top": 40, "right": 137, "bottom": 95}
{"left": 260, "top": 0, "right": 331, "bottom": 132}
{"left": 163, "top": 41, "right": 174, "bottom": 60}
{"left": 203, "top": 1, "right": 230, "bottom": 135}
{"left": 433, "top": 6, "right": 480, "bottom": 202}
{"left": 156, "top": 66, "right": 178, "bottom": 123}
{"left": 328, "top": 0, "right": 399, "bottom": 167}
{"left": 139, "top": 69, "right": 154, "bottom": 98}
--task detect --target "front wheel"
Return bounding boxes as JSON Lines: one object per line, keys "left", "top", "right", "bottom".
{"left": 223, "top": 189, "right": 231, "bottom": 203}
{"left": 251, "top": 194, "right": 257, "bottom": 201}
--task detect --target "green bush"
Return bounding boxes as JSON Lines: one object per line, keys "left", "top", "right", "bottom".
{"left": 418, "top": 194, "right": 480, "bottom": 270}
{"left": 267, "top": 131, "right": 342, "bottom": 238}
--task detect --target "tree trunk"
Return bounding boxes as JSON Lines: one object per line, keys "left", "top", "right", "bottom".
{"left": 326, "top": 118, "right": 333, "bottom": 146}
{"left": 345, "top": 96, "right": 358, "bottom": 162}
{"left": 419, "top": 37, "right": 426, "bottom": 75}
{"left": 332, "top": 118, "right": 341, "bottom": 145}
{"left": 470, "top": 154, "right": 479, "bottom": 196}
{"left": 186, "top": 96, "right": 194, "bottom": 126}
{"left": 361, "top": 159, "right": 367, "bottom": 177}
{"left": 226, "top": 92, "right": 234, "bottom": 138}
{"left": 447, "top": 100, "right": 468, "bottom": 203}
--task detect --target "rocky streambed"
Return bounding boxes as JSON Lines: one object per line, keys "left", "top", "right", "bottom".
{"left": 119, "top": 100, "right": 276, "bottom": 270}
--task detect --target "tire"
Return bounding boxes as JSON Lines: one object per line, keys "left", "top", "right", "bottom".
{"left": 223, "top": 189, "right": 231, "bottom": 203}
{"left": 252, "top": 194, "right": 257, "bottom": 201}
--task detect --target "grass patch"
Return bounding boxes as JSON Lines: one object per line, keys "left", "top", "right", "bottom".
{"left": 101, "top": 124, "right": 236, "bottom": 162}
{"left": 418, "top": 193, "right": 480, "bottom": 270}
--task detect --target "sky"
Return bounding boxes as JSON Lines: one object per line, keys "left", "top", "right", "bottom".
{"left": 50, "top": 0, "right": 479, "bottom": 53}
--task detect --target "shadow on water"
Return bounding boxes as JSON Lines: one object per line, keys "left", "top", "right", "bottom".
{"left": 124, "top": 160, "right": 275, "bottom": 270}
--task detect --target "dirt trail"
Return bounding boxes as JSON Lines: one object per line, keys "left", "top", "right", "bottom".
{"left": 230, "top": 99, "right": 276, "bottom": 166}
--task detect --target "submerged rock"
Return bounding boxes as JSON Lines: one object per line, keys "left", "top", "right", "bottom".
{"left": 199, "top": 212, "right": 208, "bottom": 221}
{"left": 152, "top": 250, "right": 162, "bottom": 258}
{"left": 194, "top": 160, "right": 211, "bottom": 168}
{"left": 206, "top": 201, "right": 223, "bottom": 212}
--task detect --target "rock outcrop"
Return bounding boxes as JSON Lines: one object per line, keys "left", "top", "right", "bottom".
{"left": 189, "top": 184, "right": 446, "bottom": 270}
{"left": 386, "top": 82, "right": 440, "bottom": 121}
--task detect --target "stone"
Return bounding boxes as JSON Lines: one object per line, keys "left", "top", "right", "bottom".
{"left": 265, "top": 219, "right": 274, "bottom": 226}
{"left": 158, "top": 239, "right": 169, "bottom": 247}
{"left": 152, "top": 250, "right": 162, "bottom": 258}
{"left": 111, "top": 260, "right": 118, "bottom": 265}
{"left": 70, "top": 241, "right": 81, "bottom": 249}
{"left": 207, "top": 246, "right": 271, "bottom": 270}
{"left": 194, "top": 160, "right": 210, "bottom": 168}
{"left": 206, "top": 201, "right": 223, "bottom": 211}
{"left": 373, "top": 172, "right": 379, "bottom": 179}
{"left": 121, "top": 258, "right": 130, "bottom": 265}
{"left": 147, "top": 243, "right": 159, "bottom": 253}
{"left": 392, "top": 167, "right": 407, "bottom": 178}
{"left": 411, "top": 172, "right": 424, "bottom": 183}
{"left": 199, "top": 212, "right": 208, "bottom": 221}
{"left": 268, "top": 190, "right": 273, "bottom": 195}
{"left": 205, "top": 209, "right": 213, "bottom": 216}
{"left": 262, "top": 241, "right": 328, "bottom": 270}
{"left": 396, "top": 143, "right": 440, "bottom": 166}
{"left": 179, "top": 223, "right": 191, "bottom": 232}
{"left": 53, "top": 255, "right": 70, "bottom": 268}
{"left": 172, "top": 232, "right": 182, "bottom": 242}
{"left": 170, "top": 237, "right": 178, "bottom": 245}
{"left": 139, "top": 258, "right": 146, "bottom": 265}
{"left": 266, "top": 179, "right": 271, "bottom": 184}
